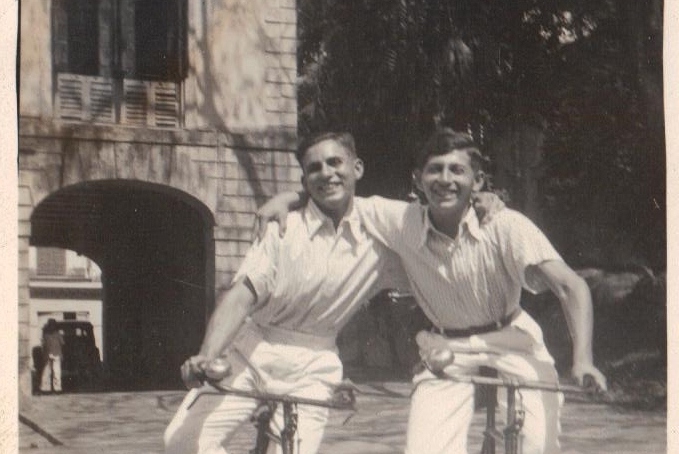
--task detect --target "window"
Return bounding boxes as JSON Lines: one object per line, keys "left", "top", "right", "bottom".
{"left": 52, "top": 0, "right": 187, "bottom": 127}
{"left": 62, "top": 0, "right": 99, "bottom": 75}
{"left": 134, "top": 0, "right": 187, "bottom": 81}
{"left": 37, "top": 248, "right": 66, "bottom": 276}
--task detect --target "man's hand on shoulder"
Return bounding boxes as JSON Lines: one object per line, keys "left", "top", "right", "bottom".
{"left": 472, "top": 191, "right": 506, "bottom": 225}
{"left": 254, "top": 191, "right": 307, "bottom": 239}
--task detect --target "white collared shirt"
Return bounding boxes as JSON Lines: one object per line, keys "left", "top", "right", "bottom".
{"left": 233, "top": 199, "right": 409, "bottom": 338}
{"left": 356, "top": 196, "right": 563, "bottom": 330}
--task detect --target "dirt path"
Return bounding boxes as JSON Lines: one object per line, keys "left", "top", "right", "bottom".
{"left": 19, "top": 384, "right": 666, "bottom": 454}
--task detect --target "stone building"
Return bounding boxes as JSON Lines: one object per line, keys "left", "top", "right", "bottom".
{"left": 18, "top": 0, "right": 300, "bottom": 394}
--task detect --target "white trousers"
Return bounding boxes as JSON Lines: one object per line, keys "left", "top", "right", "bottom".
{"left": 40, "top": 354, "right": 62, "bottom": 392}
{"left": 405, "top": 311, "right": 563, "bottom": 454}
{"left": 164, "top": 323, "right": 342, "bottom": 454}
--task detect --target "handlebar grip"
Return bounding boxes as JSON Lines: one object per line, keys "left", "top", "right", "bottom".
{"left": 582, "top": 374, "right": 601, "bottom": 394}
{"left": 204, "top": 357, "right": 232, "bottom": 381}
{"left": 425, "top": 348, "right": 456, "bottom": 375}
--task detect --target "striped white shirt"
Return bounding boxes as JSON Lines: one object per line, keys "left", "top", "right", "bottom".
{"left": 356, "top": 196, "right": 563, "bottom": 330}
{"left": 234, "top": 199, "right": 409, "bottom": 338}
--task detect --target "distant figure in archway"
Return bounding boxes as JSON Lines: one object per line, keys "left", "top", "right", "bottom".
{"left": 40, "top": 319, "right": 65, "bottom": 394}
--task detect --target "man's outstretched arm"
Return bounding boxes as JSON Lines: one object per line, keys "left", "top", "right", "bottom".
{"left": 181, "top": 280, "right": 256, "bottom": 388}
{"left": 527, "top": 260, "right": 607, "bottom": 390}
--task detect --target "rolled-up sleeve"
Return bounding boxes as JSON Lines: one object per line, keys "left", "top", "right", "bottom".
{"left": 496, "top": 211, "right": 563, "bottom": 293}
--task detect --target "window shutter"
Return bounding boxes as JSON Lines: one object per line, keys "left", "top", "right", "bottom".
{"left": 173, "top": 0, "right": 189, "bottom": 80}
{"left": 56, "top": 74, "right": 114, "bottom": 123}
{"left": 152, "top": 82, "right": 180, "bottom": 128}
{"left": 56, "top": 74, "right": 84, "bottom": 121}
{"left": 37, "top": 248, "right": 66, "bottom": 276}
{"left": 52, "top": 0, "right": 69, "bottom": 73}
{"left": 90, "top": 77, "right": 115, "bottom": 123}
{"left": 122, "top": 79, "right": 180, "bottom": 128}
{"left": 122, "top": 79, "right": 148, "bottom": 126}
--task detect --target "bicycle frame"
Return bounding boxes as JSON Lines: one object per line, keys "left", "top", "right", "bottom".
{"left": 478, "top": 380, "right": 523, "bottom": 454}
{"left": 188, "top": 381, "right": 356, "bottom": 454}
{"left": 437, "top": 374, "right": 585, "bottom": 454}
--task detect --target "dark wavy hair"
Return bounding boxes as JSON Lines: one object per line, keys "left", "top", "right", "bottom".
{"left": 414, "top": 127, "right": 486, "bottom": 172}
{"left": 295, "top": 132, "right": 357, "bottom": 165}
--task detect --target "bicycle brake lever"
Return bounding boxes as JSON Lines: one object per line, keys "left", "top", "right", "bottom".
{"left": 581, "top": 374, "right": 614, "bottom": 404}
{"left": 332, "top": 387, "right": 357, "bottom": 407}
{"left": 582, "top": 374, "right": 601, "bottom": 394}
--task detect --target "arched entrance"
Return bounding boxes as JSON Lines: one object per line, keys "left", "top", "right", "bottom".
{"left": 30, "top": 180, "right": 215, "bottom": 390}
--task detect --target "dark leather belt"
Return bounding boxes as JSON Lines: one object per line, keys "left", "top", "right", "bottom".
{"left": 434, "top": 309, "right": 521, "bottom": 338}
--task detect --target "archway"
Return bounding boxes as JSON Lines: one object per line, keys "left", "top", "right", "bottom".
{"left": 30, "top": 180, "right": 215, "bottom": 390}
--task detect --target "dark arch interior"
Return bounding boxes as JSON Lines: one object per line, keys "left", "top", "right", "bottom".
{"left": 31, "top": 180, "right": 215, "bottom": 390}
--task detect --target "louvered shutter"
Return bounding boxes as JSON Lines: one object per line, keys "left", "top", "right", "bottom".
{"left": 56, "top": 74, "right": 84, "bottom": 121}
{"left": 122, "top": 79, "right": 180, "bottom": 128}
{"left": 90, "top": 78, "right": 114, "bottom": 123}
{"left": 52, "top": 0, "right": 69, "bottom": 73}
{"left": 56, "top": 74, "right": 114, "bottom": 123}
{"left": 37, "top": 248, "right": 66, "bottom": 276}
{"left": 122, "top": 79, "right": 148, "bottom": 126}
{"left": 152, "top": 82, "right": 180, "bottom": 128}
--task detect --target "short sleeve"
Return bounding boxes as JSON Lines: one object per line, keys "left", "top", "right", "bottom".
{"left": 232, "top": 222, "right": 280, "bottom": 304}
{"left": 355, "top": 196, "right": 409, "bottom": 248}
{"left": 494, "top": 210, "right": 563, "bottom": 293}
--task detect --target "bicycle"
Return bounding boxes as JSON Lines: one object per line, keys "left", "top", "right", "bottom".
{"left": 420, "top": 348, "right": 604, "bottom": 454}
{"left": 187, "top": 359, "right": 357, "bottom": 454}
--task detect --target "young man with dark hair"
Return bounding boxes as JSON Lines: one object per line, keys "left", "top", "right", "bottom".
{"left": 258, "top": 127, "right": 606, "bottom": 454}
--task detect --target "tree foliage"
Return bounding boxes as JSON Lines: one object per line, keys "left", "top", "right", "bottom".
{"left": 297, "top": 0, "right": 665, "bottom": 269}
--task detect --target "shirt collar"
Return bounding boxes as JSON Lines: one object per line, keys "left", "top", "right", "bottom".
{"left": 418, "top": 203, "right": 483, "bottom": 247}
{"left": 304, "top": 199, "right": 365, "bottom": 242}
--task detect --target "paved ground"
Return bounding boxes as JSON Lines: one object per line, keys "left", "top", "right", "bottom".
{"left": 18, "top": 381, "right": 666, "bottom": 454}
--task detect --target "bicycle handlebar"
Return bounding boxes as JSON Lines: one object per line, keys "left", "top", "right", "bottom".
{"left": 204, "top": 381, "right": 357, "bottom": 410}
{"left": 434, "top": 374, "right": 586, "bottom": 394}
{"left": 188, "top": 358, "right": 356, "bottom": 411}
{"left": 420, "top": 346, "right": 605, "bottom": 396}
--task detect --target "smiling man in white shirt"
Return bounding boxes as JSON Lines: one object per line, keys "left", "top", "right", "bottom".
{"left": 164, "top": 132, "right": 411, "bottom": 454}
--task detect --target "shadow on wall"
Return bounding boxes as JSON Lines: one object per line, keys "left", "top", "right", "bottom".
{"left": 190, "top": 0, "right": 298, "bottom": 208}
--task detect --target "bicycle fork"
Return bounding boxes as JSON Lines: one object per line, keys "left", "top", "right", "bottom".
{"left": 250, "top": 402, "right": 300, "bottom": 454}
{"left": 481, "top": 385, "right": 525, "bottom": 454}
{"left": 503, "top": 386, "right": 525, "bottom": 454}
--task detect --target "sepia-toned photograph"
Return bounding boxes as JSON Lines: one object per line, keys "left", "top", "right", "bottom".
{"left": 11, "top": 0, "right": 669, "bottom": 453}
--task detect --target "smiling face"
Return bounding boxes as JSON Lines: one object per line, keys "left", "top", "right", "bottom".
{"left": 414, "top": 148, "right": 485, "bottom": 225}
{"left": 300, "top": 138, "right": 364, "bottom": 224}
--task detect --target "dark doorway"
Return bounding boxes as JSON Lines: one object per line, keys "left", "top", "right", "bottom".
{"left": 31, "top": 180, "right": 215, "bottom": 390}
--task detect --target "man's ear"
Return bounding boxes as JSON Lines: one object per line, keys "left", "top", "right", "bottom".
{"left": 412, "top": 169, "right": 424, "bottom": 192}
{"left": 472, "top": 170, "right": 486, "bottom": 192}
{"left": 354, "top": 158, "right": 365, "bottom": 180}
